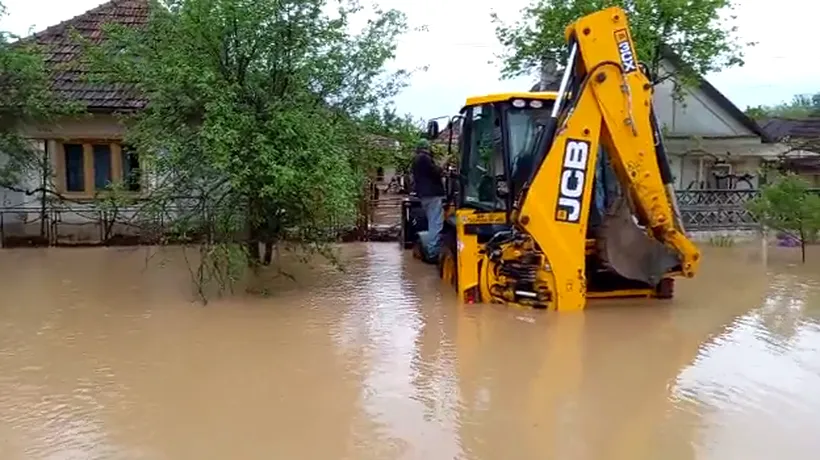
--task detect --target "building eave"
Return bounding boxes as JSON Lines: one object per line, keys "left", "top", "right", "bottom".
{"left": 659, "top": 45, "right": 773, "bottom": 143}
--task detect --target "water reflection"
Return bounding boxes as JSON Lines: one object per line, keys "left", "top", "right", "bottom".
{"left": 0, "top": 243, "right": 818, "bottom": 459}
{"left": 673, "top": 266, "right": 820, "bottom": 460}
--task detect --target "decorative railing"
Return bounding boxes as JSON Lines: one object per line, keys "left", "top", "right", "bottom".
{"left": 674, "top": 189, "right": 761, "bottom": 230}
{"left": 674, "top": 188, "right": 820, "bottom": 230}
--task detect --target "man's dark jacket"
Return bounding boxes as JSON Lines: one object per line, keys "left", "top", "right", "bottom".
{"left": 411, "top": 150, "right": 445, "bottom": 197}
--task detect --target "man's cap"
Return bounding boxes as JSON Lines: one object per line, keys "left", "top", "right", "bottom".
{"left": 415, "top": 139, "right": 431, "bottom": 150}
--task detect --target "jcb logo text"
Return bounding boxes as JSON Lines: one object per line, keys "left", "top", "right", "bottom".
{"left": 555, "top": 139, "right": 591, "bottom": 223}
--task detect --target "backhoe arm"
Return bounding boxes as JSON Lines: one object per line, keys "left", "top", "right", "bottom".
{"left": 513, "top": 6, "right": 701, "bottom": 311}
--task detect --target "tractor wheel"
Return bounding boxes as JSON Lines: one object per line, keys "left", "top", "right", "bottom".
{"left": 439, "top": 245, "right": 458, "bottom": 292}
{"left": 655, "top": 278, "right": 675, "bottom": 299}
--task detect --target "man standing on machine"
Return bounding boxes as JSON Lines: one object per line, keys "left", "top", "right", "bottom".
{"left": 411, "top": 139, "right": 446, "bottom": 262}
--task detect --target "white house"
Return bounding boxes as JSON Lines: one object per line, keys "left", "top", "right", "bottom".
{"left": 1, "top": 0, "right": 150, "bottom": 245}
{"left": 530, "top": 48, "right": 779, "bottom": 191}
{"left": 649, "top": 49, "right": 778, "bottom": 190}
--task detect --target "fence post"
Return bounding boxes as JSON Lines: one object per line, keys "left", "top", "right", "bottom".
{"left": 355, "top": 180, "right": 371, "bottom": 240}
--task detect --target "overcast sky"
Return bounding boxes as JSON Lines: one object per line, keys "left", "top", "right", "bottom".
{"left": 2, "top": 0, "right": 817, "bottom": 121}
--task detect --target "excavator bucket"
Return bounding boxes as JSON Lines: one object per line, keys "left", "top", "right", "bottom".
{"left": 596, "top": 197, "right": 681, "bottom": 286}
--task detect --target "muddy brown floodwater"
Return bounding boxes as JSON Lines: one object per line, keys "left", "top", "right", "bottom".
{"left": 1, "top": 243, "right": 820, "bottom": 460}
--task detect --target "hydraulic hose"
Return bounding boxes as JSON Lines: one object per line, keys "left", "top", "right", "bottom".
{"left": 649, "top": 105, "right": 674, "bottom": 185}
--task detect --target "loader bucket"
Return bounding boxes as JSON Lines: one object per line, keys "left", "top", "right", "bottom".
{"left": 596, "top": 197, "right": 680, "bottom": 286}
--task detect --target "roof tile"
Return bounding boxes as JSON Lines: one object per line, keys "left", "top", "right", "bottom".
{"left": 760, "top": 118, "right": 820, "bottom": 142}
{"left": 25, "top": 0, "right": 150, "bottom": 111}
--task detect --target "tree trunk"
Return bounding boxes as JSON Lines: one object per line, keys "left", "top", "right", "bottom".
{"left": 800, "top": 226, "right": 806, "bottom": 263}
{"left": 247, "top": 215, "right": 261, "bottom": 266}
{"left": 246, "top": 194, "right": 267, "bottom": 266}
{"left": 247, "top": 231, "right": 261, "bottom": 265}
{"left": 356, "top": 181, "right": 371, "bottom": 240}
{"left": 263, "top": 241, "right": 273, "bottom": 265}
{"left": 104, "top": 212, "right": 115, "bottom": 245}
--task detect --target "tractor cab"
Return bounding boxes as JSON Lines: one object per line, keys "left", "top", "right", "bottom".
{"left": 401, "top": 92, "right": 560, "bottom": 277}
{"left": 433, "top": 92, "right": 558, "bottom": 218}
{"left": 402, "top": 89, "right": 679, "bottom": 303}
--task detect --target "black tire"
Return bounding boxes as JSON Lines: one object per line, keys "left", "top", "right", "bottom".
{"left": 655, "top": 278, "right": 675, "bottom": 299}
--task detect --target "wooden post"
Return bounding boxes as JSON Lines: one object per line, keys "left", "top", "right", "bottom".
{"left": 355, "top": 180, "right": 371, "bottom": 241}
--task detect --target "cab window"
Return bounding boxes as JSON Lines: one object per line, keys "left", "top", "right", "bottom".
{"left": 462, "top": 103, "right": 505, "bottom": 211}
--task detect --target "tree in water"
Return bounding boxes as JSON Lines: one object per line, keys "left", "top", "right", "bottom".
{"left": 491, "top": 0, "right": 752, "bottom": 89}
{"left": 746, "top": 172, "right": 820, "bottom": 263}
{"left": 84, "top": 0, "right": 419, "bottom": 300}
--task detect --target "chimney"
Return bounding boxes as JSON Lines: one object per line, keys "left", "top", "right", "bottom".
{"left": 532, "top": 61, "right": 561, "bottom": 91}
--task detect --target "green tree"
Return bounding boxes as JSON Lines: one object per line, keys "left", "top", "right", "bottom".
{"left": 745, "top": 93, "right": 820, "bottom": 120}
{"left": 492, "top": 0, "right": 750, "bottom": 89}
{"left": 360, "top": 106, "right": 426, "bottom": 175}
{"left": 746, "top": 172, "right": 820, "bottom": 263}
{"left": 0, "top": 1, "right": 82, "bottom": 240}
{"left": 0, "top": 1, "right": 52, "bottom": 181}
{"left": 83, "top": 0, "right": 417, "bottom": 300}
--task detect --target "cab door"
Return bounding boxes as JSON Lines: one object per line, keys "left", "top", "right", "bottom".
{"left": 450, "top": 103, "right": 510, "bottom": 303}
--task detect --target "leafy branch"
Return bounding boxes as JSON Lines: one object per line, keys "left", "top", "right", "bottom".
{"left": 746, "top": 172, "right": 820, "bottom": 263}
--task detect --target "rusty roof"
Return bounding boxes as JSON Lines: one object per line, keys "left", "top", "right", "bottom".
{"left": 25, "top": 0, "right": 150, "bottom": 111}
{"left": 759, "top": 117, "right": 820, "bottom": 141}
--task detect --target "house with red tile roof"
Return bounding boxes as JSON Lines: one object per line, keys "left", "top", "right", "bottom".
{"left": 28, "top": 0, "right": 149, "bottom": 112}
{"left": 1, "top": 0, "right": 150, "bottom": 243}
{"left": 2, "top": 0, "right": 408, "bottom": 243}
{"left": 18, "top": 0, "right": 150, "bottom": 198}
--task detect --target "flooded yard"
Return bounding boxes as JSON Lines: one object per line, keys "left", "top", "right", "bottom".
{"left": 0, "top": 242, "right": 819, "bottom": 459}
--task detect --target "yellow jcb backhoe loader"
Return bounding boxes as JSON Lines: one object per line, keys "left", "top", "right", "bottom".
{"left": 402, "top": 6, "right": 701, "bottom": 311}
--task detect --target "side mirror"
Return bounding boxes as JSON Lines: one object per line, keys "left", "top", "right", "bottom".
{"left": 426, "top": 120, "right": 440, "bottom": 140}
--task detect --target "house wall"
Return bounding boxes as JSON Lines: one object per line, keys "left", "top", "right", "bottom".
{"left": 648, "top": 58, "right": 777, "bottom": 190}
{"left": 653, "top": 59, "right": 754, "bottom": 140}
{"left": 22, "top": 113, "right": 127, "bottom": 140}
{"left": 0, "top": 114, "right": 144, "bottom": 244}
{"left": 668, "top": 154, "right": 762, "bottom": 190}
{"left": 0, "top": 139, "right": 45, "bottom": 208}
{"left": 2, "top": 113, "right": 128, "bottom": 206}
